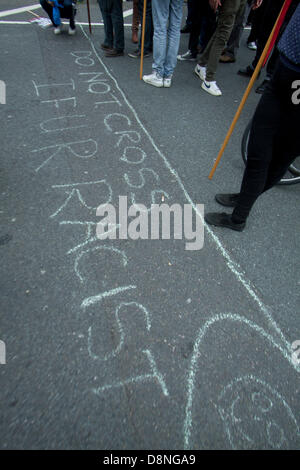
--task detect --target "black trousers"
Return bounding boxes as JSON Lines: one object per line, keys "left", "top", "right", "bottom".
{"left": 40, "top": 0, "right": 76, "bottom": 28}
{"left": 138, "top": 0, "right": 153, "bottom": 54}
{"left": 232, "top": 60, "right": 300, "bottom": 222}
{"left": 188, "top": 0, "right": 217, "bottom": 57}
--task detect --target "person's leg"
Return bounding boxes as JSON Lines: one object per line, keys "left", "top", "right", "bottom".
{"left": 164, "top": 0, "right": 184, "bottom": 78}
{"left": 151, "top": 0, "right": 170, "bottom": 77}
{"left": 60, "top": 1, "right": 76, "bottom": 30}
{"left": 138, "top": 0, "right": 153, "bottom": 54}
{"left": 222, "top": 0, "right": 247, "bottom": 61}
{"left": 132, "top": 0, "right": 140, "bottom": 43}
{"left": 111, "top": 0, "right": 125, "bottom": 51}
{"left": 188, "top": 0, "right": 205, "bottom": 57}
{"left": 199, "top": 2, "right": 217, "bottom": 51}
{"left": 231, "top": 65, "right": 283, "bottom": 222}
{"left": 199, "top": 0, "right": 241, "bottom": 82}
{"left": 40, "top": 0, "right": 57, "bottom": 26}
{"left": 98, "top": 0, "right": 114, "bottom": 48}
{"left": 262, "top": 65, "right": 300, "bottom": 191}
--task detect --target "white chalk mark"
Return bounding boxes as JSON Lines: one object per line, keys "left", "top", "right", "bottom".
{"left": 0, "top": 21, "right": 133, "bottom": 26}
{"left": 81, "top": 286, "right": 137, "bottom": 309}
{"left": 87, "top": 302, "right": 152, "bottom": 361}
{"left": 59, "top": 221, "right": 98, "bottom": 254}
{"left": 32, "top": 79, "right": 75, "bottom": 98}
{"left": 217, "top": 375, "right": 299, "bottom": 450}
{"left": 94, "top": 94, "right": 122, "bottom": 108}
{"left": 92, "top": 349, "right": 169, "bottom": 397}
{"left": 80, "top": 24, "right": 293, "bottom": 363}
{"left": 116, "top": 132, "right": 141, "bottom": 149}
{"left": 74, "top": 245, "right": 128, "bottom": 283}
{"left": 33, "top": 139, "right": 98, "bottom": 172}
{"left": 183, "top": 314, "right": 300, "bottom": 450}
{"left": 40, "top": 115, "right": 87, "bottom": 133}
{"left": 124, "top": 167, "right": 159, "bottom": 189}
{"left": 41, "top": 97, "right": 77, "bottom": 109}
{"left": 50, "top": 180, "right": 112, "bottom": 217}
{"left": 104, "top": 113, "right": 131, "bottom": 133}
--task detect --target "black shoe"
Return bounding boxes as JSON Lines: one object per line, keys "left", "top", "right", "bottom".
{"left": 238, "top": 65, "right": 259, "bottom": 78}
{"left": 255, "top": 78, "right": 270, "bottom": 94}
{"left": 105, "top": 49, "right": 124, "bottom": 57}
{"left": 101, "top": 43, "right": 113, "bottom": 51}
{"left": 180, "top": 24, "right": 191, "bottom": 34}
{"left": 215, "top": 193, "right": 240, "bottom": 207}
{"left": 204, "top": 212, "right": 246, "bottom": 231}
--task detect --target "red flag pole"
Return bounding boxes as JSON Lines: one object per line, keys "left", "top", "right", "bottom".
{"left": 86, "top": 0, "right": 92, "bottom": 34}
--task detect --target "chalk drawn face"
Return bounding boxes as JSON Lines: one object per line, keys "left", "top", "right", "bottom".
{"left": 217, "top": 376, "right": 299, "bottom": 449}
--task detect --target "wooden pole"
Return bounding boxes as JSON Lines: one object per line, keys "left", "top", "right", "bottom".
{"left": 140, "top": 0, "right": 147, "bottom": 80}
{"left": 208, "top": 0, "right": 289, "bottom": 180}
{"left": 86, "top": 0, "right": 92, "bottom": 34}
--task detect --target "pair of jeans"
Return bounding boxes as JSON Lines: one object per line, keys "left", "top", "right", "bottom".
{"left": 151, "top": 0, "right": 184, "bottom": 78}
{"left": 138, "top": 0, "right": 153, "bottom": 54}
{"left": 97, "top": 0, "right": 124, "bottom": 51}
{"left": 198, "top": 0, "right": 242, "bottom": 82}
{"left": 40, "top": 0, "right": 75, "bottom": 28}
{"left": 232, "top": 60, "right": 300, "bottom": 223}
{"left": 188, "top": 0, "right": 217, "bottom": 57}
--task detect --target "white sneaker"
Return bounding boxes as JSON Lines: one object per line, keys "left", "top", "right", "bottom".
{"left": 194, "top": 64, "right": 206, "bottom": 81}
{"left": 201, "top": 80, "right": 222, "bottom": 96}
{"left": 163, "top": 77, "right": 172, "bottom": 88}
{"left": 177, "top": 50, "right": 197, "bottom": 61}
{"left": 68, "top": 26, "right": 76, "bottom": 35}
{"left": 54, "top": 26, "right": 62, "bottom": 35}
{"left": 247, "top": 41, "right": 257, "bottom": 51}
{"left": 143, "top": 71, "right": 164, "bottom": 88}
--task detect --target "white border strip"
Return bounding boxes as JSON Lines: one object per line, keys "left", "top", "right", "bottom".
{"left": 0, "top": 4, "right": 41, "bottom": 18}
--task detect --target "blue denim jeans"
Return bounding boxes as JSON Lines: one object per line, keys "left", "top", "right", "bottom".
{"left": 151, "top": 0, "right": 184, "bottom": 78}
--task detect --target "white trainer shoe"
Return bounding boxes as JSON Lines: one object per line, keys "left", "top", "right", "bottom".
{"left": 201, "top": 80, "right": 222, "bottom": 96}
{"left": 143, "top": 72, "right": 164, "bottom": 88}
{"left": 194, "top": 64, "right": 206, "bottom": 81}
{"left": 54, "top": 26, "right": 62, "bottom": 35}
{"left": 163, "top": 77, "right": 172, "bottom": 88}
{"left": 68, "top": 26, "right": 76, "bottom": 35}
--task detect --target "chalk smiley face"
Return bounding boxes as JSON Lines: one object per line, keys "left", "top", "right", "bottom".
{"left": 217, "top": 376, "right": 299, "bottom": 449}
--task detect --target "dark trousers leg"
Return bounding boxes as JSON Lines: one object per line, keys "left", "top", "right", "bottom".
{"left": 98, "top": 0, "right": 114, "bottom": 48}
{"left": 232, "top": 61, "right": 300, "bottom": 222}
{"left": 40, "top": 0, "right": 57, "bottom": 26}
{"left": 111, "top": 0, "right": 125, "bottom": 51}
{"left": 252, "top": 0, "right": 284, "bottom": 69}
{"left": 60, "top": 6, "right": 76, "bottom": 29}
{"left": 188, "top": 0, "right": 207, "bottom": 57}
{"left": 138, "top": 0, "right": 153, "bottom": 54}
{"left": 224, "top": 0, "right": 247, "bottom": 59}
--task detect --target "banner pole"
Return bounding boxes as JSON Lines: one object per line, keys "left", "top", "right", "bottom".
{"left": 86, "top": 0, "right": 92, "bottom": 34}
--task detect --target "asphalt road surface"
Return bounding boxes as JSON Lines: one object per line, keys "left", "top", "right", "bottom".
{"left": 0, "top": 0, "right": 300, "bottom": 450}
